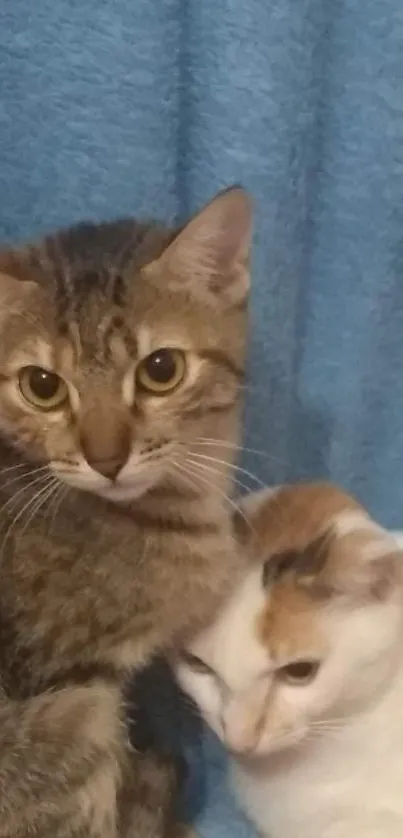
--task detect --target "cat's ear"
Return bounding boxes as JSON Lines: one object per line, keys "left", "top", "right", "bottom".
{"left": 148, "top": 186, "right": 252, "bottom": 306}
{"left": 0, "top": 249, "right": 38, "bottom": 291}
{"left": 307, "top": 526, "right": 402, "bottom": 602}
{"left": 330, "top": 544, "right": 402, "bottom": 602}
{"left": 0, "top": 251, "right": 40, "bottom": 322}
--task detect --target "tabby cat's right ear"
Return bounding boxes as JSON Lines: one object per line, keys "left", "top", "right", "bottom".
{"left": 147, "top": 186, "right": 253, "bottom": 307}
{"left": 0, "top": 250, "right": 39, "bottom": 323}
{"left": 0, "top": 249, "right": 38, "bottom": 296}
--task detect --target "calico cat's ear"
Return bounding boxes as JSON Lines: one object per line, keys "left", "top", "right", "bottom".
{"left": 292, "top": 523, "right": 402, "bottom": 603}
{"left": 149, "top": 186, "right": 252, "bottom": 306}
{"left": 325, "top": 529, "right": 403, "bottom": 602}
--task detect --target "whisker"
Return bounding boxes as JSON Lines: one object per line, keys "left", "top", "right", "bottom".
{"left": 16, "top": 478, "right": 60, "bottom": 543}
{"left": 194, "top": 438, "right": 284, "bottom": 467}
{"left": 47, "top": 484, "right": 69, "bottom": 536}
{"left": 186, "top": 457, "right": 257, "bottom": 496}
{"left": 173, "top": 460, "right": 255, "bottom": 536}
{"left": 190, "top": 452, "right": 268, "bottom": 489}
{"left": 0, "top": 462, "right": 32, "bottom": 476}
{"left": 0, "top": 465, "right": 50, "bottom": 495}
{"left": 0, "top": 471, "right": 51, "bottom": 520}
{"left": 0, "top": 475, "right": 57, "bottom": 559}
{"left": 169, "top": 460, "right": 203, "bottom": 496}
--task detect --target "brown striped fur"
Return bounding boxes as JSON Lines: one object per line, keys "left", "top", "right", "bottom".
{"left": 0, "top": 187, "right": 251, "bottom": 837}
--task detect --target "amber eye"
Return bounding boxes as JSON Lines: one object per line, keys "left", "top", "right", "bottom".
{"left": 18, "top": 366, "right": 69, "bottom": 411}
{"left": 180, "top": 651, "right": 213, "bottom": 676}
{"left": 277, "top": 660, "right": 320, "bottom": 685}
{"left": 136, "top": 348, "right": 186, "bottom": 394}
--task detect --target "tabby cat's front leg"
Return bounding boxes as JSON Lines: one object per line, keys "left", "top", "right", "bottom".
{"left": 117, "top": 749, "right": 179, "bottom": 838}
{"left": 0, "top": 681, "right": 123, "bottom": 837}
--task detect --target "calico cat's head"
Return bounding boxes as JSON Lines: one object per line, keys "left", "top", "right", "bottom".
{"left": 0, "top": 187, "right": 251, "bottom": 502}
{"left": 175, "top": 483, "right": 403, "bottom": 758}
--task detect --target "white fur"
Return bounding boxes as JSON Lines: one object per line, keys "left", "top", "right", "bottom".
{"left": 175, "top": 529, "right": 403, "bottom": 838}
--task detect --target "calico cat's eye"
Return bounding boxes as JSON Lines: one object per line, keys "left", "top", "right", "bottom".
{"left": 18, "top": 366, "right": 69, "bottom": 411}
{"left": 277, "top": 659, "right": 320, "bottom": 685}
{"left": 136, "top": 348, "right": 186, "bottom": 394}
{"left": 180, "top": 650, "right": 213, "bottom": 676}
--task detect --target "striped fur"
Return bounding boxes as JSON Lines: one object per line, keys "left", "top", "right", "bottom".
{"left": 0, "top": 187, "right": 252, "bottom": 837}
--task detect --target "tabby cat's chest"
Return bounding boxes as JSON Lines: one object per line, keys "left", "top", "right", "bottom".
{"left": 0, "top": 490, "right": 234, "bottom": 697}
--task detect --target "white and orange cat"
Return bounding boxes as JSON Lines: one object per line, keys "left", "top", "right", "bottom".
{"left": 175, "top": 484, "right": 403, "bottom": 837}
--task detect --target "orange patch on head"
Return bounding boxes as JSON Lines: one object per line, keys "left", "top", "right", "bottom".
{"left": 249, "top": 482, "right": 366, "bottom": 559}
{"left": 257, "top": 579, "right": 327, "bottom": 663}
{"left": 246, "top": 481, "right": 402, "bottom": 665}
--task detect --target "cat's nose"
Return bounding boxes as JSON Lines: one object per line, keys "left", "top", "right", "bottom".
{"left": 222, "top": 689, "right": 267, "bottom": 754}
{"left": 223, "top": 720, "right": 260, "bottom": 754}
{"left": 88, "top": 455, "right": 128, "bottom": 480}
{"left": 80, "top": 416, "right": 131, "bottom": 481}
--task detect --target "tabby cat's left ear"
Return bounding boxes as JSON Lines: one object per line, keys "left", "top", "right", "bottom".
{"left": 150, "top": 186, "right": 252, "bottom": 306}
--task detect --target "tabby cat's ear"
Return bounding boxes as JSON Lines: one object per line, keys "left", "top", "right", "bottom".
{"left": 150, "top": 186, "right": 252, "bottom": 306}
{"left": 0, "top": 250, "right": 38, "bottom": 297}
{"left": 0, "top": 271, "right": 35, "bottom": 305}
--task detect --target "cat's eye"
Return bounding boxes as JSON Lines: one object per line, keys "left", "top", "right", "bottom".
{"left": 180, "top": 651, "right": 213, "bottom": 676}
{"left": 18, "top": 366, "right": 69, "bottom": 411}
{"left": 136, "top": 348, "right": 186, "bottom": 394}
{"left": 277, "top": 659, "right": 320, "bottom": 685}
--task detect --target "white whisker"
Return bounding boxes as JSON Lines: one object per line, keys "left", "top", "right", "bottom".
{"left": 0, "top": 471, "right": 51, "bottom": 520}
{"left": 47, "top": 484, "right": 69, "bottom": 536}
{"left": 0, "top": 464, "right": 50, "bottom": 495}
{"left": 173, "top": 460, "right": 255, "bottom": 535}
{"left": 194, "top": 437, "right": 284, "bottom": 467}
{"left": 16, "top": 478, "right": 60, "bottom": 543}
{"left": 0, "top": 475, "right": 57, "bottom": 559}
{"left": 0, "top": 462, "right": 32, "bottom": 476}
{"left": 190, "top": 452, "right": 268, "bottom": 489}
{"left": 186, "top": 457, "right": 257, "bottom": 496}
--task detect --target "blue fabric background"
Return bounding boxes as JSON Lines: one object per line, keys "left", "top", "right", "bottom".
{"left": 1, "top": 1, "right": 403, "bottom": 835}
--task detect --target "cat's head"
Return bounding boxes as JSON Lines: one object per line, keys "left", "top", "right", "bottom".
{"left": 0, "top": 187, "right": 251, "bottom": 502}
{"left": 175, "top": 483, "right": 403, "bottom": 759}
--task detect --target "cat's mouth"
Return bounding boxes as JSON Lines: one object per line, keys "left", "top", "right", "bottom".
{"left": 54, "top": 465, "right": 159, "bottom": 503}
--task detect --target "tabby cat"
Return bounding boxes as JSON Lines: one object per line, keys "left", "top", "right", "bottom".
{"left": 0, "top": 186, "right": 251, "bottom": 837}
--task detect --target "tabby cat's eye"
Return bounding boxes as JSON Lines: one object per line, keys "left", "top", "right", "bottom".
{"left": 18, "top": 366, "right": 69, "bottom": 411}
{"left": 277, "top": 659, "right": 320, "bottom": 685}
{"left": 136, "top": 348, "right": 186, "bottom": 394}
{"left": 180, "top": 651, "right": 213, "bottom": 676}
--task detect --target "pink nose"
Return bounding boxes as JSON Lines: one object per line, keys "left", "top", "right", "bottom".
{"left": 223, "top": 714, "right": 260, "bottom": 754}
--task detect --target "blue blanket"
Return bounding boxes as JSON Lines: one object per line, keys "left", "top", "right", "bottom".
{"left": 1, "top": 1, "right": 403, "bottom": 833}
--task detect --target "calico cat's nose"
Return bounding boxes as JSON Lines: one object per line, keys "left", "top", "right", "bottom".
{"left": 222, "top": 685, "right": 268, "bottom": 754}
{"left": 80, "top": 414, "right": 132, "bottom": 481}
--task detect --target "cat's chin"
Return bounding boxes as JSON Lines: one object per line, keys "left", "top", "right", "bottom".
{"left": 95, "top": 482, "right": 155, "bottom": 503}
